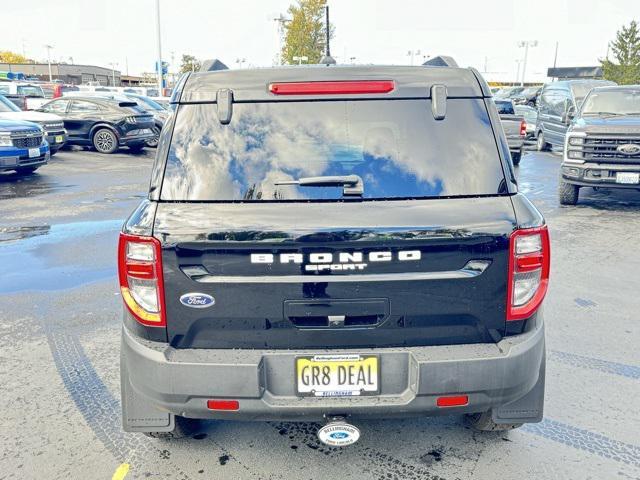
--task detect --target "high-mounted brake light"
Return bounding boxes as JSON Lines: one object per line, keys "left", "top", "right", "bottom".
{"left": 507, "top": 226, "right": 550, "bottom": 321}
{"left": 117, "top": 233, "right": 166, "bottom": 327}
{"left": 520, "top": 120, "right": 527, "bottom": 137}
{"left": 268, "top": 80, "right": 395, "bottom": 95}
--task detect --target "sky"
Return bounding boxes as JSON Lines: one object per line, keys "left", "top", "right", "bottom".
{"left": 3, "top": 0, "right": 640, "bottom": 83}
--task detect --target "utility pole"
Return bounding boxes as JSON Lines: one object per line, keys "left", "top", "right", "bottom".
{"left": 515, "top": 60, "right": 522, "bottom": 86}
{"left": 155, "top": 0, "right": 163, "bottom": 95}
{"left": 553, "top": 41, "right": 559, "bottom": 68}
{"left": 273, "top": 14, "right": 291, "bottom": 66}
{"left": 109, "top": 62, "right": 118, "bottom": 86}
{"left": 320, "top": 5, "right": 336, "bottom": 65}
{"left": 517, "top": 40, "right": 538, "bottom": 86}
{"left": 44, "top": 44, "right": 53, "bottom": 81}
{"left": 407, "top": 49, "right": 421, "bottom": 66}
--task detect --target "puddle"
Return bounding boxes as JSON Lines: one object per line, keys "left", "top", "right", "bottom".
{"left": 0, "top": 219, "right": 124, "bottom": 293}
{"left": 0, "top": 172, "right": 75, "bottom": 200}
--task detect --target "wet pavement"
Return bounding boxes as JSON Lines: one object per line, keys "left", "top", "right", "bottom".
{"left": 0, "top": 149, "right": 639, "bottom": 479}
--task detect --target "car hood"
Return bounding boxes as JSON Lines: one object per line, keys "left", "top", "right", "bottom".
{"left": 0, "top": 118, "right": 41, "bottom": 132}
{"left": 573, "top": 115, "right": 640, "bottom": 135}
{"left": 0, "top": 111, "right": 62, "bottom": 123}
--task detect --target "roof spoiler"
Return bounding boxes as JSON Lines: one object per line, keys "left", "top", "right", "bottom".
{"left": 423, "top": 56, "right": 459, "bottom": 67}
{"left": 200, "top": 59, "right": 229, "bottom": 72}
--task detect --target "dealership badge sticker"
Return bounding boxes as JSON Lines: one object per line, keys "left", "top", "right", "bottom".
{"left": 180, "top": 293, "right": 215, "bottom": 308}
{"left": 317, "top": 421, "right": 361, "bottom": 446}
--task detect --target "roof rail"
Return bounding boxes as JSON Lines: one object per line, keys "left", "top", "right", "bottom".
{"left": 200, "top": 59, "right": 229, "bottom": 72}
{"left": 423, "top": 56, "right": 459, "bottom": 68}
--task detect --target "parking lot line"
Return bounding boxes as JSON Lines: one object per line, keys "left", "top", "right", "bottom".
{"left": 111, "top": 463, "right": 129, "bottom": 480}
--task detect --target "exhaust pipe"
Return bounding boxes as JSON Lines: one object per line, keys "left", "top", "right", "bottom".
{"left": 317, "top": 416, "right": 360, "bottom": 447}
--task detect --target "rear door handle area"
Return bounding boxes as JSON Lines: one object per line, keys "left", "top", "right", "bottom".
{"left": 284, "top": 298, "right": 390, "bottom": 329}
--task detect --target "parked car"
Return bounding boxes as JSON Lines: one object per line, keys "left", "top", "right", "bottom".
{"left": 560, "top": 85, "right": 640, "bottom": 205}
{"left": 40, "top": 83, "right": 79, "bottom": 99}
{"left": 495, "top": 99, "right": 526, "bottom": 165}
{"left": 535, "top": 79, "right": 616, "bottom": 151}
{"left": 0, "top": 118, "right": 50, "bottom": 174}
{"left": 119, "top": 64, "right": 548, "bottom": 443}
{"left": 0, "top": 94, "right": 67, "bottom": 155}
{"left": 0, "top": 82, "right": 48, "bottom": 110}
{"left": 515, "top": 104, "right": 538, "bottom": 142}
{"left": 64, "top": 91, "right": 169, "bottom": 148}
{"left": 494, "top": 86, "right": 523, "bottom": 99}
{"left": 511, "top": 87, "right": 541, "bottom": 107}
{"left": 38, "top": 97, "right": 155, "bottom": 154}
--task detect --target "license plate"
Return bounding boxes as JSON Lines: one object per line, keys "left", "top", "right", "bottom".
{"left": 55, "top": 135, "right": 64, "bottom": 143}
{"left": 28, "top": 148, "right": 40, "bottom": 158}
{"left": 616, "top": 172, "right": 640, "bottom": 184}
{"left": 295, "top": 354, "right": 379, "bottom": 397}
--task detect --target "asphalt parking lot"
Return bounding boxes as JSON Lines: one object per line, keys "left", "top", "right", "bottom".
{"left": 0, "top": 148, "right": 639, "bottom": 480}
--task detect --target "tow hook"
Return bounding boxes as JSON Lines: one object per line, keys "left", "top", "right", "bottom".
{"left": 317, "top": 416, "right": 360, "bottom": 447}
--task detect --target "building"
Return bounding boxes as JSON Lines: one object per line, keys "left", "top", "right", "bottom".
{"left": 0, "top": 63, "right": 121, "bottom": 86}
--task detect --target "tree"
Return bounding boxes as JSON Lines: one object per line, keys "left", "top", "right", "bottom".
{"left": 180, "top": 54, "right": 201, "bottom": 74}
{"left": 602, "top": 20, "right": 640, "bottom": 85}
{"left": 0, "top": 50, "right": 31, "bottom": 64}
{"left": 281, "top": 0, "right": 333, "bottom": 65}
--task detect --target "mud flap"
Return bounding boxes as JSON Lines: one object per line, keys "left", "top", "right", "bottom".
{"left": 492, "top": 349, "right": 546, "bottom": 424}
{"left": 121, "top": 349, "right": 174, "bottom": 433}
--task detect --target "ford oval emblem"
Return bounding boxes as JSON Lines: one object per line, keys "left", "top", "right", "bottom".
{"left": 616, "top": 143, "right": 640, "bottom": 156}
{"left": 180, "top": 293, "right": 215, "bottom": 308}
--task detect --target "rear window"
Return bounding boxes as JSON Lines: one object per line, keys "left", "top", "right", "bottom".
{"left": 17, "top": 85, "right": 44, "bottom": 97}
{"left": 160, "top": 99, "right": 506, "bottom": 201}
{"left": 495, "top": 100, "right": 515, "bottom": 115}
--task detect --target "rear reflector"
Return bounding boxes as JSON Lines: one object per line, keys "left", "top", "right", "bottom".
{"left": 436, "top": 395, "right": 469, "bottom": 407}
{"left": 207, "top": 400, "right": 240, "bottom": 411}
{"left": 269, "top": 80, "right": 395, "bottom": 95}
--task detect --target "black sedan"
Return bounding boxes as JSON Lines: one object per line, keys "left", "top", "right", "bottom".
{"left": 37, "top": 97, "right": 155, "bottom": 154}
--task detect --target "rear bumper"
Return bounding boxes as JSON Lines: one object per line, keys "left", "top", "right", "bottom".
{"left": 507, "top": 136, "right": 525, "bottom": 152}
{"left": 121, "top": 316, "right": 545, "bottom": 430}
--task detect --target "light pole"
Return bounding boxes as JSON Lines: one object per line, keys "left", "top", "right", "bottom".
{"left": 154, "top": 0, "right": 163, "bottom": 95}
{"left": 515, "top": 60, "right": 522, "bottom": 85}
{"left": 109, "top": 62, "right": 118, "bottom": 86}
{"left": 517, "top": 40, "right": 538, "bottom": 86}
{"left": 44, "top": 44, "right": 53, "bottom": 81}
{"left": 292, "top": 55, "right": 308, "bottom": 65}
{"left": 407, "top": 49, "right": 421, "bottom": 66}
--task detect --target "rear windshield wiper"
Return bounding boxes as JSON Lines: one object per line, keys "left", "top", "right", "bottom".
{"left": 275, "top": 175, "right": 364, "bottom": 197}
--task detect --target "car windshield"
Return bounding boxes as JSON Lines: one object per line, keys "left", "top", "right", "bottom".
{"left": 161, "top": 99, "right": 506, "bottom": 201}
{"left": 0, "top": 95, "right": 21, "bottom": 112}
{"left": 581, "top": 90, "right": 640, "bottom": 115}
{"left": 129, "top": 96, "right": 164, "bottom": 111}
{"left": 17, "top": 85, "right": 44, "bottom": 97}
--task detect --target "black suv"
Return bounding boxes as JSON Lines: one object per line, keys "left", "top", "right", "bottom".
{"left": 560, "top": 85, "right": 640, "bottom": 204}
{"left": 119, "top": 64, "right": 549, "bottom": 445}
{"left": 38, "top": 97, "right": 155, "bottom": 154}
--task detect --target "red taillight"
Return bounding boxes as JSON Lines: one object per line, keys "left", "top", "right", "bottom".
{"left": 268, "top": 80, "right": 395, "bottom": 95}
{"left": 207, "top": 400, "right": 239, "bottom": 411}
{"left": 117, "top": 233, "right": 166, "bottom": 327}
{"left": 507, "top": 226, "right": 550, "bottom": 321}
{"left": 520, "top": 120, "right": 527, "bottom": 137}
{"left": 436, "top": 395, "right": 469, "bottom": 407}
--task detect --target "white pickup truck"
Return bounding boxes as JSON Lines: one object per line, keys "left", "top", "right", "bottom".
{"left": 0, "top": 82, "right": 49, "bottom": 111}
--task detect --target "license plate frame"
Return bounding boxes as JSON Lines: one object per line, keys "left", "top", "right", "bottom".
{"left": 616, "top": 172, "right": 640, "bottom": 184}
{"left": 295, "top": 354, "right": 380, "bottom": 397}
{"left": 28, "top": 147, "right": 40, "bottom": 158}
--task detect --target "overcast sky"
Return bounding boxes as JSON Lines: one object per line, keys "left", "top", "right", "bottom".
{"left": 4, "top": 0, "right": 639, "bottom": 82}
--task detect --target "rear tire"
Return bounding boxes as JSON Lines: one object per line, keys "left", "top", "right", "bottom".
{"left": 92, "top": 128, "right": 118, "bottom": 154}
{"left": 143, "top": 416, "right": 202, "bottom": 439}
{"left": 145, "top": 126, "right": 161, "bottom": 148}
{"left": 559, "top": 180, "right": 579, "bottom": 205}
{"left": 536, "top": 131, "right": 549, "bottom": 152}
{"left": 511, "top": 149, "right": 522, "bottom": 166}
{"left": 465, "top": 411, "right": 523, "bottom": 432}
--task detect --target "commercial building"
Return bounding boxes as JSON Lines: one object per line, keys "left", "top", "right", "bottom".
{"left": 0, "top": 63, "right": 121, "bottom": 86}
